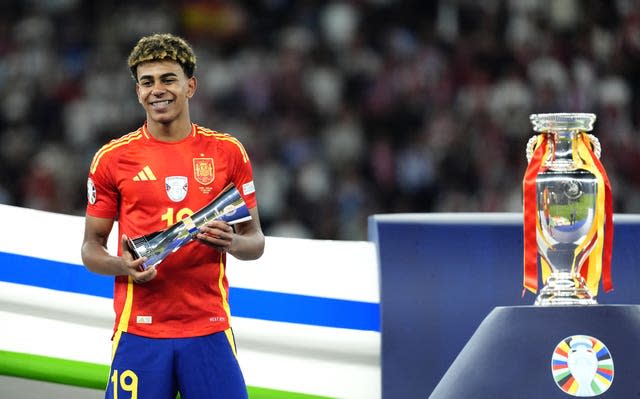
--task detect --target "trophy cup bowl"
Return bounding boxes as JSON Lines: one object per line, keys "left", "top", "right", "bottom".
{"left": 126, "top": 183, "right": 251, "bottom": 269}
{"left": 529, "top": 113, "right": 599, "bottom": 306}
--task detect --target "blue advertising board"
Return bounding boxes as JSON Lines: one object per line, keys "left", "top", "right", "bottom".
{"left": 368, "top": 213, "right": 640, "bottom": 399}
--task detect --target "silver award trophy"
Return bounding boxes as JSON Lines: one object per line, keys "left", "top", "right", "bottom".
{"left": 127, "top": 183, "right": 251, "bottom": 269}
{"left": 525, "top": 113, "right": 603, "bottom": 306}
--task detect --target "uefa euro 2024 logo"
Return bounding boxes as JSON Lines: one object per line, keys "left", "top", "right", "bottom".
{"left": 551, "top": 335, "right": 614, "bottom": 397}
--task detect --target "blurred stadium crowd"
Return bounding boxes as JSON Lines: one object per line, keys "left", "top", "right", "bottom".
{"left": 0, "top": 0, "right": 639, "bottom": 240}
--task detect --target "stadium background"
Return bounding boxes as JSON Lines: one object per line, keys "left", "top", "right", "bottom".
{"left": 1, "top": 0, "right": 640, "bottom": 241}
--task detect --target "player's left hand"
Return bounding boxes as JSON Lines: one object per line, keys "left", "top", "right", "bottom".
{"left": 197, "top": 220, "right": 234, "bottom": 253}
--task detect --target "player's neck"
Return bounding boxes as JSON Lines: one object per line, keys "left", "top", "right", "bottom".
{"left": 146, "top": 118, "right": 192, "bottom": 142}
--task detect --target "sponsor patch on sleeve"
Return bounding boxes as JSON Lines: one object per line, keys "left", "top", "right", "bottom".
{"left": 242, "top": 181, "right": 255, "bottom": 195}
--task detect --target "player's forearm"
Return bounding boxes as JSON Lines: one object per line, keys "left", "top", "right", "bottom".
{"left": 228, "top": 230, "right": 265, "bottom": 260}
{"left": 81, "top": 242, "right": 127, "bottom": 276}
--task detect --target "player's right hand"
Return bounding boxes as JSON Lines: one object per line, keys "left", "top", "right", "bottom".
{"left": 120, "top": 234, "right": 157, "bottom": 283}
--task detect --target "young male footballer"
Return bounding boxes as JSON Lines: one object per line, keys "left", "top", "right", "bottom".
{"left": 81, "top": 33, "right": 264, "bottom": 399}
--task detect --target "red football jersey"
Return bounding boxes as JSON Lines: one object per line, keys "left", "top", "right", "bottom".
{"left": 86, "top": 123, "right": 257, "bottom": 338}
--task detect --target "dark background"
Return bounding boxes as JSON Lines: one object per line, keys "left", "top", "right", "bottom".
{"left": 1, "top": 0, "right": 639, "bottom": 241}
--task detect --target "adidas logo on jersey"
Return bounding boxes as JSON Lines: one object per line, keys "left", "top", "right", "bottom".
{"left": 133, "top": 166, "right": 157, "bottom": 181}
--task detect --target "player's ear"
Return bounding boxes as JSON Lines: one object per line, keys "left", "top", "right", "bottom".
{"left": 186, "top": 76, "right": 197, "bottom": 99}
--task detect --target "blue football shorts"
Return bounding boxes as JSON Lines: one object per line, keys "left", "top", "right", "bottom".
{"left": 104, "top": 329, "right": 248, "bottom": 399}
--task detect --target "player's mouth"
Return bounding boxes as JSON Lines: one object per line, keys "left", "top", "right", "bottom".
{"left": 150, "top": 100, "right": 173, "bottom": 109}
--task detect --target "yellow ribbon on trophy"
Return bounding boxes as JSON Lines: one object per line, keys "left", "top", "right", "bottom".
{"left": 522, "top": 132, "right": 613, "bottom": 295}
{"left": 575, "top": 133, "right": 613, "bottom": 294}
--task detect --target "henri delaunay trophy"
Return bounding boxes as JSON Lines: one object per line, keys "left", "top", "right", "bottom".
{"left": 522, "top": 113, "right": 614, "bottom": 305}
{"left": 127, "top": 183, "right": 251, "bottom": 269}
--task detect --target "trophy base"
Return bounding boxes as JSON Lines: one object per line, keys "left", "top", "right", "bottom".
{"left": 534, "top": 272, "right": 597, "bottom": 306}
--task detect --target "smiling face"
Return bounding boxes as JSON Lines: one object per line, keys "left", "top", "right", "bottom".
{"left": 135, "top": 60, "right": 196, "bottom": 129}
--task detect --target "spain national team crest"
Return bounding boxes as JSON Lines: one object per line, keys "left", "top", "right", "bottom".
{"left": 165, "top": 176, "right": 188, "bottom": 202}
{"left": 193, "top": 158, "right": 214, "bottom": 185}
{"left": 551, "top": 335, "right": 614, "bottom": 397}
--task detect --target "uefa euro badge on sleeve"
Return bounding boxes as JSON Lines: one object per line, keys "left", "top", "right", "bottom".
{"left": 127, "top": 183, "right": 251, "bottom": 269}
{"left": 522, "top": 113, "right": 614, "bottom": 305}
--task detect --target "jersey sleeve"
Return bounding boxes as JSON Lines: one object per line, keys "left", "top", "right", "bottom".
{"left": 228, "top": 138, "right": 257, "bottom": 209}
{"left": 86, "top": 147, "right": 119, "bottom": 219}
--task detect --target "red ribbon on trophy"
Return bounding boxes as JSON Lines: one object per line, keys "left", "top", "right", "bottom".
{"left": 522, "top": 134, "right": 548, "bottom": 295}
{"left": 522, "top": 133, "right": 613, "bottom": 296}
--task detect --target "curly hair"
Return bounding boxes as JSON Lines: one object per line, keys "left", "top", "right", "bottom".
{"left": 127, "top": 33, "right": 196, "bottom": 81}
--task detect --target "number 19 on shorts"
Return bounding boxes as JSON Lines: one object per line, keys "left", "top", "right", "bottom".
{"left": 111, "top": 369, "right": 139, "bottom": 399}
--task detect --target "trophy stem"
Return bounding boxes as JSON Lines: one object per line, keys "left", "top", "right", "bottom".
{"left": 534, "top": 272, "right": 597, "bottom": 306}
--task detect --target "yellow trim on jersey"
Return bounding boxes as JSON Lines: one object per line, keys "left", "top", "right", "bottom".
{"left": 217, "top": 137, "right": 249, "bottom": 163}
{"left": 90, "top": 130, "right": 144, "bottom": 174}
{"left": 116, "top": 276, "right": 135, "bottom": 334}
{"left": 217, "top": 253, "right": 233, "bottom": 329}
{"left": 109, "top": 277, "right": 133, "bottom": 367}
{"left": 218, "top": 252, "right": 237, "bottom": 358}
{"left": 111, "top": 330, "right": 123, "bottom": 360}
{"left": 196, "top": 126, "right": 249, "bottom": 163}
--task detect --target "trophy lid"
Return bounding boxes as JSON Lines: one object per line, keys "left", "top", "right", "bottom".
{"left": 530, "top": 113, "right": 596, "bottom": 133}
